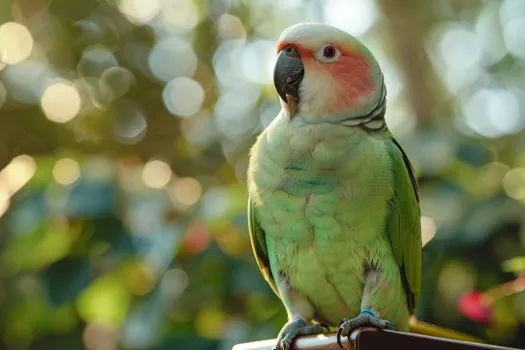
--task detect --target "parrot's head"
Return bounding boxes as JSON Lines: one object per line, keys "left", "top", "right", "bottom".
{"left": 273, "top": 22, "right": 385, "bottom": 122}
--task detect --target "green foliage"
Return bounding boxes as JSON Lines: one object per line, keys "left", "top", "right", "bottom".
{"left": 502, "top": 257, "right": 525, "bottom": 276}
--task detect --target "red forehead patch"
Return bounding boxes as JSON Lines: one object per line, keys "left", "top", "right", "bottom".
{"left": 275, "top": 41, "right": 314, "bottom": 57}
{"left": 276, "top": 41, "right": 298, "bottom": 53}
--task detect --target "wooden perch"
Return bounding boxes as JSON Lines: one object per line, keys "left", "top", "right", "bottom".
{"left": 232, "top": 327, "right": 522, "bottom": 350}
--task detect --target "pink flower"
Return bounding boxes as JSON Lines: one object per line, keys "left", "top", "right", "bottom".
{"left": 457, "top": 291, "right": 493, "bottom": 324}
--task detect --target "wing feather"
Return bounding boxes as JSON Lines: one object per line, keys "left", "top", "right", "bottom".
{"left": 385, "top": 138, "right": 422, "bottom": 313}
{"left": 247, "top": 197, "right": 280, "bottom": 298}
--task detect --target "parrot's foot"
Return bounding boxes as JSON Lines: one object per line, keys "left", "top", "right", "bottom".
{"left": 336, "top": 309, "right": 398, "bottom": 347}
{"left": 271, "top": 317, "right": 329, "bottom": 350}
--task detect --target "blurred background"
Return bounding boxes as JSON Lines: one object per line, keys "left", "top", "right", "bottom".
{"left": 1, "top": 0, "right": 525, "bottom": 349}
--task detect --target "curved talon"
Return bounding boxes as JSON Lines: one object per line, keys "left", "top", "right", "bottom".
{"left": 336, "top": 312, "right": 398, "bottom": 348}
{"left": 320, "top": 323, "right": 330, "bottom": 332}
{"left": 384, "top": 320, "right": 398, "bottom": 331}
{"left": 272, "top": 321, "right": 326, "bottom": 350}
{"left": 336, "top": 325, "right": 344, "bottom": 348}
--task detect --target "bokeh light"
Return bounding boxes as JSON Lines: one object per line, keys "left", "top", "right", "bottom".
{"left": 429, "top": 22, "right": 483, "bottom": 94}
{"left": 476, "top": 3, "right": 507, "bottom": 65}
{"left": 438, "top": 24, "right": 482, "bottom": 72}
{"left": 163, "top": 77, "right": 204, "bottom": 117}
{"left": 100, "top": 67, "right": 135, "bottom": 102}
{"left": 216, "top": 14, "right": 246, "bottom": 41}
{"left": 212, "top": 39, "right": 247, "bottom": 88}
{"left": 142, "top": 160, "right": 172, "bottom": 189}
{"left": 52, "top": 158, "right": 81, "bottom": 185}
{"left": 323, "top": 0, "right": 378, "bottom": 37}
{"left": 0, "top": 155, "right": 36, "bottom": 217}
{"left": 0, "top": 22, "right": 34, "bottom": 65}
{"left": 77, "top": 275, "right": 130, "bottom": 327}
{"left": 41, "top": 81, "right": 82, "bottom": 123}
{"left": 160, "top": 268, "right": 189, "bottom": 298}
{"left": 78, "top": 46, "right": 118, "bottom": 78}
{"left": 462, "top": 88, "right": 523, "bottom": 138}
{"left": 2, "top": 60, "right": 55, "bottom": 104}
{"left": 169, "top": 177, "right": 202, "bottom": 207}
{"left": 503, "top": 168, "right": 525, "bottom": 200}
{"left": 117, "top": 0, "right": 161, "bottom": 24}
{"left": 111, "top": 100, "right": 148, "bottom": 144}
{"left": 241, "top": 40, "right": 276, "bottom": 84}
{"left": 214, "top": 87, "right": 260, "bottom": 139}
{"left": 500, "top": 0, "right": 525, "bottom": 60}
{"left": 159, "top": 0, "right": 201, "bottom": 32}
{"left": 148, "top": 37, "right": 198, "bottom": 83}
{"left": 503, "top": 18, "right": 525, "bottom": 60}
{"left": 200, "top": 187, "right": 231, "bottom": 220}
{"left": 0, "top": 155, "right": 37, "bottom": 195}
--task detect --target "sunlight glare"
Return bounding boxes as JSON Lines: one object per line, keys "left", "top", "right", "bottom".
{"left": 0, "top": 22, "right": 33, "bottom": 65}
{"left": 53, "top": 158, "right": 81, "bottom": 186}
{"left": 41, "top": 81, "right": 82, "bottom": 123}
{"left": 142, "top": 160, "right": 172, "bottom": 189}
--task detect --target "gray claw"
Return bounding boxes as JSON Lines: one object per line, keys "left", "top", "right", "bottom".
{"left": 336, "top": 312, "right": 398, "bottom": 348}
{"left": 271, "top": 320, "right": 326, "bottom": 350}
{"left": 320, "top": 323, "right": 331, "bottom": 332}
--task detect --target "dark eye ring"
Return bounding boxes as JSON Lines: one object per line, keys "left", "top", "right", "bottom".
{"left": 323, "top": 45, "right": 336, "bottom": 58}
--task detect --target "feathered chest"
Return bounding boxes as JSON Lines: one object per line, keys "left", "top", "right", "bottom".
{"left": 247, "top": 116, "right": 394, "bottom": 242}
{"left": 248, "top": 117, "right": 377, "bottom": 197}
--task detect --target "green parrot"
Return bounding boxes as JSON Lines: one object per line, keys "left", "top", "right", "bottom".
{"left": 247, "top": 23, "right": 421, "bottom": 350}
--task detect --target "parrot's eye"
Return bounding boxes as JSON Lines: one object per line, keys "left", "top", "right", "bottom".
{"left": 323, "top": 46, "right": 336, "bottom": 58}
{"left": 315, "top": 43, "right": 341, "bottom": 63}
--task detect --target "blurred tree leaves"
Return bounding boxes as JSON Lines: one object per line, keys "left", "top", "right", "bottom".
{"left": 502, "top": 257, "right": 525, "bottom": 276}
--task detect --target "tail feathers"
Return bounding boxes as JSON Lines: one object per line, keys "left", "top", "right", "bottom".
{"left": 409, "top": 317, "right": 484, "bottom": 344}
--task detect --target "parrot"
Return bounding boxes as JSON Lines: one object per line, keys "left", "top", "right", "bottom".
{"left": 246, "top": 22, "right": 421, "bottom": 350}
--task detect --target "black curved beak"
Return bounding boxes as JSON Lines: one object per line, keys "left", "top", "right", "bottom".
{"left": 273, "top": 47, "right": 304, "bottom": 117}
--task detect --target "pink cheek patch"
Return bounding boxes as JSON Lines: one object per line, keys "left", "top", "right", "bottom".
{"left": 325, "top": 55, "right": 375, "bottom": 110}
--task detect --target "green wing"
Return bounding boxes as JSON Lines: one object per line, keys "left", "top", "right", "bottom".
{"left": 385, "top": 138, "right": 422, "bottom": 313}
{"left": 247, "top": 197, "right": 280, "bottom": 298}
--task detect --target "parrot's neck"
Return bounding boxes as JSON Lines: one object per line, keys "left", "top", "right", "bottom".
{"left": 262, "top": 112, "right": 370, "bottom": 173}
{"left": 336, "top": 83, "right": 386, "bottom": 131}
{"left": 289, "top": 78, "right": 387, "bottom": 130}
